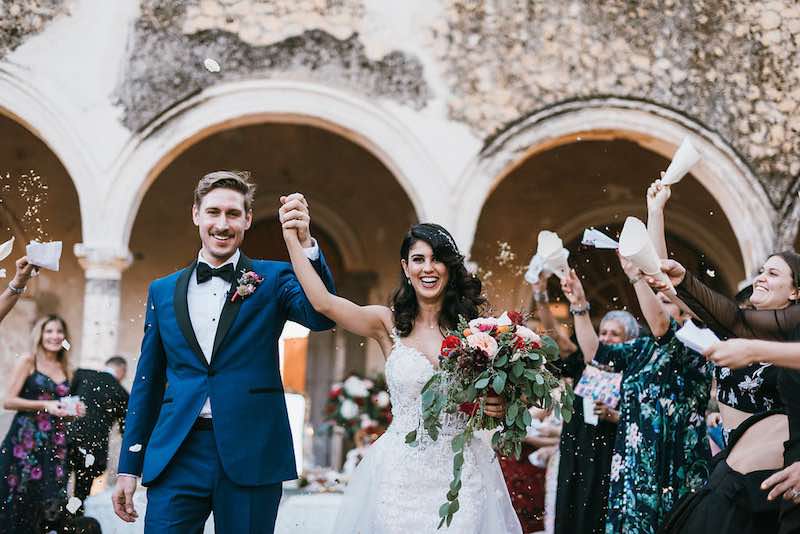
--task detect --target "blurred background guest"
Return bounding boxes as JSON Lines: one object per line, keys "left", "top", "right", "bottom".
{"left": 69, "top": 355, "right": 129, "bottom": 515}
{"left": 0, "top": 314, "right": 85, "bottom": 533}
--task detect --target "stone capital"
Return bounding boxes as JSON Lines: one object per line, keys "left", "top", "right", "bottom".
{"left": 74, "top": 243, "right": 133, "bottom": 280}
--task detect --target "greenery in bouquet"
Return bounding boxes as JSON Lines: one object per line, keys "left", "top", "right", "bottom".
{"left": 405, "top": 310, "right": 573, "bottom": 528}
{"left": 323, "top": 373, "right": 392, "bottom": 440}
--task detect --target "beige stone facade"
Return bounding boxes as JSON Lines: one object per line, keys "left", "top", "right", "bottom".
{"left": 0, "top": 0, "right": 797, "bottom": 464}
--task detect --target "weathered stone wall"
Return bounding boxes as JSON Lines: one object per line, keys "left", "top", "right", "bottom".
{"left": 430, "top": 0, "right": 800, "bottom": 208}
{"left": 0, "top": 0, "right": 69, "bottom": 58}
{"left": 115, "top": 0, "right": 430, "bottom": 132}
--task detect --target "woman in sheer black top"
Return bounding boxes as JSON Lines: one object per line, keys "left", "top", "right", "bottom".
{"left": 651, "top": 251, "right": 800, "bottom": 534}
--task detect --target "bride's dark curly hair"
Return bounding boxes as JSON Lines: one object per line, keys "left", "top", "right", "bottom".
{"left": 391, "top": 223, "right": 486, "bottom": 337}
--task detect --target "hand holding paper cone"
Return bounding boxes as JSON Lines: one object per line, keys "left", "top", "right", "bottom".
{"left": 661, "top": 137, "right": 701, "bottom": 186}
{"left": 618, "top": 217, "right": 675, "bottom": 294}
{"left": 525, "top": 230, "right": 571, "bottom": 283}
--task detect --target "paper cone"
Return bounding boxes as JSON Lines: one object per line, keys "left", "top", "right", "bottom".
{"left": 582, "top": 228, "right": 619, "bottom": 250}
{"left": 537, "top": 230, "right": 564, "bottom": 258}
{"left": 544, "top": 248, "right": 571, "bottom": 280}
{"left": 618, "top": 217, "right": 663, "bottom": 275}
{"left": 26, "top": 241, "right": 62, "bottom": 271}
{"left": 0, "top": 237, "right": 13, "bottom": 262}
{"left": 661, "top": 137, "right": 701, "bottom": 185}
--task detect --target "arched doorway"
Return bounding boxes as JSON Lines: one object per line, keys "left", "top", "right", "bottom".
{"left": 456, "top": 99, "right": 776, "bottom": 278}
{"left": 0, "top": 113, "right": 83, "bottom": 434}
{"left": 471, "top": 138, "right": 738, "bottom": 325}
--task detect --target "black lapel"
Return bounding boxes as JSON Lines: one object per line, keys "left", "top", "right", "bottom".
{"left": 173, "top": 261, "right": 209, "bottom": 368}
{"left": 211, "top": 253, "right": 253, "bottom": 361}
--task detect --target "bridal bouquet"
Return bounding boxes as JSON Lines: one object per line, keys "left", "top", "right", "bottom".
{"left": 405, "top": 311, "right": 573, "bottom": 528}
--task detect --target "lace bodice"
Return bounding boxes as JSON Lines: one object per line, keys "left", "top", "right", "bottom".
{"left": 384, "top": 336, "right": 468, "bottom": 440}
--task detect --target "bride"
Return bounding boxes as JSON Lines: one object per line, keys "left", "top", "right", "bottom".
{"left": 280, "top": 195, "right": 523, "bottom": 533}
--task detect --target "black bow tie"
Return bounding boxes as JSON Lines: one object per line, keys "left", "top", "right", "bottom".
{"left": 196, "top": 262, "right": 235, "bottom": 284}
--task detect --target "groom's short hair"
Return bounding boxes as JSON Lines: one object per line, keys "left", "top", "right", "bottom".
{"left": 193, "top": 170, "right": 256, "bottom": 212}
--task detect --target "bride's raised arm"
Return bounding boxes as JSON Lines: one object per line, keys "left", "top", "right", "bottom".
{"left": 280, "top": 197, "right": 392, "bottom": 348}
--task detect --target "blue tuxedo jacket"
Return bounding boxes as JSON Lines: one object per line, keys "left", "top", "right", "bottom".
{"left": 118, "top": 252, "right": 335, "bottom": 486}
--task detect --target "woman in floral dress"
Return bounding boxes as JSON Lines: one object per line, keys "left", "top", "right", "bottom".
{"left": 0, "top": 315, "right": 85, "bottom": 533}
{"left": 563, "top": 256, "right": 712, "bottom": 534}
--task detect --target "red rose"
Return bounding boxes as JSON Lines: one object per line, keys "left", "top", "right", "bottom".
{"left": 328, "top": 387, "right": 342, "bottom": 399}
{"left": 458, "top": 402, "right": 478, "bottom": 416}
{"left": 440, "top": 335, "right": 462, "bottom": 357}
{"left": 514, "top": 336, "right": 525, "bottom": 350}
{"left": 507, "top": 311, "right": 525, "bottom": 326}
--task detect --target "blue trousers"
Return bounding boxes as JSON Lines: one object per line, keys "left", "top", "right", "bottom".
{"left": 144, "top": 427, "right": 282, "bottom": 533}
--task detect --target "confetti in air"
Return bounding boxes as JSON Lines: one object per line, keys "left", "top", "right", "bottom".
{"left": 66, "top": 497, "right": 82, "bottom": 514}
{"left": 0, "top": 269, "right": 5, "bottom": 278}
{"left": 1, "top": 172, "right": 50, "bottom": 241}
{"left": 129, "top": 443, "right": 142, "bottom": 452}
{"left": 706, "top": 269, "right": 716, "bottom": 278}
{"left": 203, "top": 58, "right": 221, "bottom": 72}
{"left": 85, "top": 453, "right": 95, "bottom": 468}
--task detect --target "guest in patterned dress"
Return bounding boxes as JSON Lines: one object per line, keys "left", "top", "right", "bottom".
{"left": 596, "top": 256, "right": 712, "bottom": 534}
{"left": 556, "top": 269, "right": 639, "bottom": 534}
{"left": 0, "top": 314, "right": 85, "bottom": 533}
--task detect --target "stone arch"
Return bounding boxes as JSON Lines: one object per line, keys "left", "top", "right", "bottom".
{"left": 0, "top": 69, "right": 95, "bottom": 228}
{"left": 456, "top": 98, "right": 777, "bottom": 277}
{"left": 105, "top": 79, "right": 447, "bottom": 252}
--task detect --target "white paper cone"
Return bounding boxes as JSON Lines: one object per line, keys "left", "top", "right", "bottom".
{"left": 0, "top": 237, "right": 13, "bottom": 262}
{"left": 661, "top": 137, "right": 701, "bottom": 185}
{"left": 26, "top": 241, "right": 62, "bottom": 271}
{"left": 537, "top": 230, "right": 564, "bottom": 258}
{"left": 675, "top": 319, "right": 720, "bottom": 353}
{"left": 618, "top": 217, "right": 662, "bottom": 275}
{"left": 544, "top": 248, "right": 571, "bottom": 280}
{"left": 581, "top": 228, "right": 619, "bottom": 249}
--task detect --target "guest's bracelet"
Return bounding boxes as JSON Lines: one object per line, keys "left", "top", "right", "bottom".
{"left": 533, "top": 290, "right": 549, "bottom": 303}
{"left": 569, "top": 303, "right": 590, "bottom": 315}
{"left": 7, "top": 282, "right": 25, "bottom": 295}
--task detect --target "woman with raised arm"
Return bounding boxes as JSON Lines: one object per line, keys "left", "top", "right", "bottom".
{"left": 597, "top": 255, "right": 712, "bottom": 534}
{"left": 554, "top": 269, "right": 637, "bottom": 534}
{"left": 0, "top": 257, "right": 36, "bottom": 326}
{"left": 0, "top": 314, "right": 86, "bottom": 533}
{"left": 280, "top": 194, "right": 520, "bottom": 533}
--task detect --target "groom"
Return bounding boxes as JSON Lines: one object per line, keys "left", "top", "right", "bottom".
{"left": 112, "top": 171, "right": 335, "bottom": 532}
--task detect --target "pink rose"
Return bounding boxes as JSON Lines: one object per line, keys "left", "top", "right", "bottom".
{"left": 468, "top": 317, "right": 498, "bottom": 333}
{"left": 37, "top": 419, "right": 51, "bottom": 432}
{"left": 30, "top": 466, "right": 42, "bottom": 480}
{"left": 22, "top": 436, "right": 34, "bottom": 451}
{"left": 55, "top": 384, "right": 69, "bottom": 397}
{"left": 466, "top": 332, "right": 499, "bottom": 358}
{"left": 53, "top": 432, "right": 65, "bottom": 446}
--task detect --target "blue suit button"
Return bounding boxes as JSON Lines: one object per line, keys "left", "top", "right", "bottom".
{"left": 207, "top": 369, "right": 217, "bottom": 377}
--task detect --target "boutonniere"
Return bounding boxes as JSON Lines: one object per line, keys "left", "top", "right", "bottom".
{"left": 231, "top": 270, "right": 263, "bottom": 302}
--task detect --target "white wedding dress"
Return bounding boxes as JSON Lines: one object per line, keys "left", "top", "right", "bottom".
{"left": 332, "top": 335, "right": 522, "bottom": 533}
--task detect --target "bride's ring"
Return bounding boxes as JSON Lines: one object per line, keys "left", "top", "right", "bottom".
{"left": 788, "top": 488, "right": 800, "bottom": 500}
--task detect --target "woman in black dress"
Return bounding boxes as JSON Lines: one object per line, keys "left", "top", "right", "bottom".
{"left": 554, "top": 270, "right": 640, "bottom": 534}
{"left": 0, "top": 314, "right": 85, "bottom": 533}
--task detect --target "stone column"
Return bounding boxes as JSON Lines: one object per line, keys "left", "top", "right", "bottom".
{"left": 74, "top": 244, "right": 132, "bottom": 370}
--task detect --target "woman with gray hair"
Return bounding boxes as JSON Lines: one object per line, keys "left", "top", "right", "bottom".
{"left": 561, "top": 256, "right": 713, "bottom": 534}
{"left": 553, "top": 270, "right": 640, "bottom": 534}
